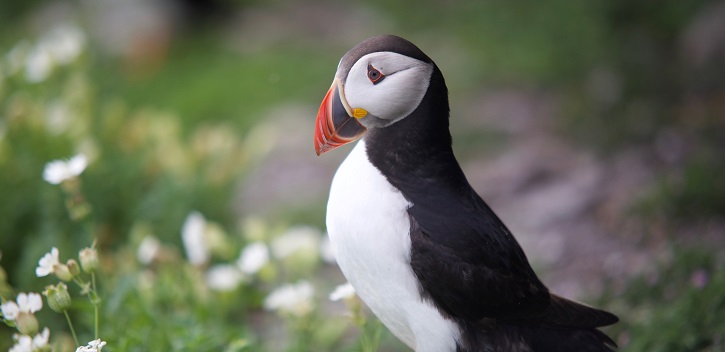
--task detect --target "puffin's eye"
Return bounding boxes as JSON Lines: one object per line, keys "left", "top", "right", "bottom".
{"left": 367, "top": 64, "right": 385, "bottom": 84}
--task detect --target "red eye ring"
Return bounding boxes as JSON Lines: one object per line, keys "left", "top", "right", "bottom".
{"left": 367, "top": 64, "right": 385, "bottom": 84}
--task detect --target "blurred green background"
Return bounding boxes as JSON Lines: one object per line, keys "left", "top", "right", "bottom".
{"left": 1, "top": 0, "right": 724, "bottom": 351}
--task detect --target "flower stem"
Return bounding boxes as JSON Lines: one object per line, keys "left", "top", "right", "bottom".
{"left": 92, "top": 272, "right": 98, "bottom": 339}
{"left": 64, "top": 310, "right": 79, "bottom": 347}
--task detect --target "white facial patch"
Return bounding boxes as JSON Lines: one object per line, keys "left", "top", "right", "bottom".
{"left": 341, "top": 52, "right": 433, "bottom": 126}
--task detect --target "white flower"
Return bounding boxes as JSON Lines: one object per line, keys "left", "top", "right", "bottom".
{"left": 23, "top": 24, "right": 85, "bottom": 83}
{"left": 137, "top": 235, "right": 161, "bottom": 265}
{"left": 76, "top": 338, "right": 106, "bottom": 352}
{"left": 329, "top": 282, "right": 356, "bottom": 301}
{"left": 17, "top": 293, "right": 43, "bottom": 314}
{"left": 236, "top": 241, "right": 269, "bottom": 274}
{"left": 25, "top": 44, "right": 53, "bottom": 83}
{"left": 9, "top": 334, "right": 32, "bottom": 352}
{"left": 32, "top": 327, "right": 50, "bottom": 349}
{"left": 36, "top": 247, "right": 60, "bottom": 277}
{"left": 1, "top": 292, "right": 43, "bottom": 321}
{"left": 263, "top": 280, "right": 315, "bottom": 317}
{"left": 78, "top": 247, "right": 99, "bottom": 273}
{"left": 1, "top": 301, "right": 19, "bottom": 320}
{"left": 319, "top": 236, "right": 336, "bottom": 264}
{"left": 42, "top": 154, "right": 88, "bottom": 185}
{"left": 205, "top": 264, "right": 244, "bottom": 292}
{"left": 43, "top": 24, "right": 85, "bottom": 65}
{"left": 181, "top": 211, "right": 209, "bottom": 265}
{"left": 271, "top": 226, "right": 321, "bottom": 259}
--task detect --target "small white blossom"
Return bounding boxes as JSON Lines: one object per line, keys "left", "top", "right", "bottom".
{"left": 271, "top": 226, "right": 321, "bottom": 259}
{"left": 1, "top": 292, "right": 43, "bottom": 321}
{"left": 76, "top": 338, "right": 106, "bottom": 352}
{"left": 137, "top": 235, "right": 161, "bottom": 265}
{"left": 263, "top": 280, "right": 315, "bottom": 317}
{"left": 236, "top": 241, "right": 269, "bottom": 274}
{"left": 32, "top": 327, "right": 50, "bottom": 349}
{"left": 43, "top": 24, "right": 85, "bottom": 65}
{"left": 181, "top": 211, "right": 209, "bottom": 265}
{"left": 36, "top": 247, "right": 60, "bottom": 277}
{"left": 25, "top": 44, "right": 53, "bottom": 83}
{"left": 42, "top": 154, "right": 88, "bottom": 185}
{"left": 23, "top": 24, "right": 85, "bottom": 83}
{"left": 9, "top": 334, "right": 32, "bottom": 352}
{"left": 329, "top": 282, "right": 356, "bottom": 301}
{"left": 205, "top": 264, "right": 244, "bottom": 292}
{"left": 78, "top": 247, "right": 99, "bottom": 273}
{"left": 1, "top": 301, "right": 19, "bottom": 320}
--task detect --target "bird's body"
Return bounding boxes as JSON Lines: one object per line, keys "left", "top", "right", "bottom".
{"left": 328, "top": 140, "right": 460, "bottom": 351}
{"left": 315, "top": 35, "right": 618, "bottom": 352}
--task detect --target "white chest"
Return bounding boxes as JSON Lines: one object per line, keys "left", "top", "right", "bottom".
{"left": 325, "top": 141, "right": 460, "bottom": 352}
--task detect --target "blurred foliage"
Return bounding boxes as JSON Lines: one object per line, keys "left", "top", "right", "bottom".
{"left": 600, "top": 248, "right": 725, "bottom": 351}
{"left": 90, "top": 36, "right": 335, "bottom": 130}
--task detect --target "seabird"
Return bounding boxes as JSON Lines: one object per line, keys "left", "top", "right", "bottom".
{"left": 314, "top": 35, "right": 618, "bottom": 352}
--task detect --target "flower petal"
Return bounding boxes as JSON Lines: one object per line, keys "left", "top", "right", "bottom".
{"left": 237, "top": 242, "right": 269, "bottom": 274}
{"left": 181, "top": 211, "right": 209, "bottom": 265}
{"left": 137, "top": 236, "right": 161, "bottom": 265}
{"left": 67, "top": 154, "right": 88, "bottom": 176}
{"left": 42, "top": 155, "right": 87, "bottom": 184}
{"left": 42, "top": 160, "right": 67, "bottom": 184}
{"left": 264, "top": 280, "right": 315, "bottom": 316}
{"left": 26, "top": 293, "right": 43, "bottom": 313}
{"left": 16, "top": 293, "right": 29, "bottom": 310}
{"left": 32, "top": 327, "right": 50, "bottom": 348}
{"left": 36, "top": 247, "right": 60, "bottom": 277}
{"left": 329, "top": 282, "right": 356, "bottom": 301}
{"left": 205, "top": 265, "right": 244, "bottom": 292}
{"left": 1, "top": 301, "right": 19, "bottom": 320}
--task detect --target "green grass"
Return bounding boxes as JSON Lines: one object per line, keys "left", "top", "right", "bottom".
{"left": 600, "top": 248, "right": 725, "bottom": 351}
{"left": 89, "top": 36, "right": 338, "bottom": 131}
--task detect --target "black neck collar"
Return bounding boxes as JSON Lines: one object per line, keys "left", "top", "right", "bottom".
{"left": 364, "top": 65, "right": 469, "bottom": 196}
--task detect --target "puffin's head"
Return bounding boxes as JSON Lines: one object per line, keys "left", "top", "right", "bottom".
{"left": 314, "top": 35, "right": 435, "bottom": 155}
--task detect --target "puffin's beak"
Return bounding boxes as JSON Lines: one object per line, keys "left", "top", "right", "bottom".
{"left": 314, "top": 79, "right": 367, "bottom": 155}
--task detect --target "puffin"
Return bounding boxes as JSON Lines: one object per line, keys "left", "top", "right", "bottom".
{"left": 314, "top": 35, "right": 618, "bottom": 352}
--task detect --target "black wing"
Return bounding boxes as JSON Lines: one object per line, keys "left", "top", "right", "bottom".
{"left": 407, "top": 187, "right": 551, "bottom": 322}
{"left": 406, "top": 182, "right": 617, "bottom": 328}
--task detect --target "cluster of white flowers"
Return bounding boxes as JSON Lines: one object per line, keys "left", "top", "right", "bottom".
{"left": 177, "top": 215, "right": 352, "bottom": 317}
{"left": 1, "top": 292, "right": 43, "bottom": 320}
{"left": 42, "top": 154, "right": 88, "bottom": 185}
{"left": 178, "top": 211, "right": 276, "bottom": 292}
{"left": 76, "top": 339, "right": 107, "bottom": 352}
{"left": 204, "top": 265, "right": 245, "bottom": 291}
{"left": 9, "top": 327, "right": 50, "bottom": 352}
{"left": 263, "top": 280, "right": 315, "bottom": 317}
{"left": 204, "top": 241, "right": 271, "bottom": 292}
{"left": 270, "top": 226, "right": 321, "bottom": 259}
{"left": 4, "top": 23, "right": 85, "bottom": 83}
{"left": 2, "top": 293, "right": 49, "bottom": 351}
